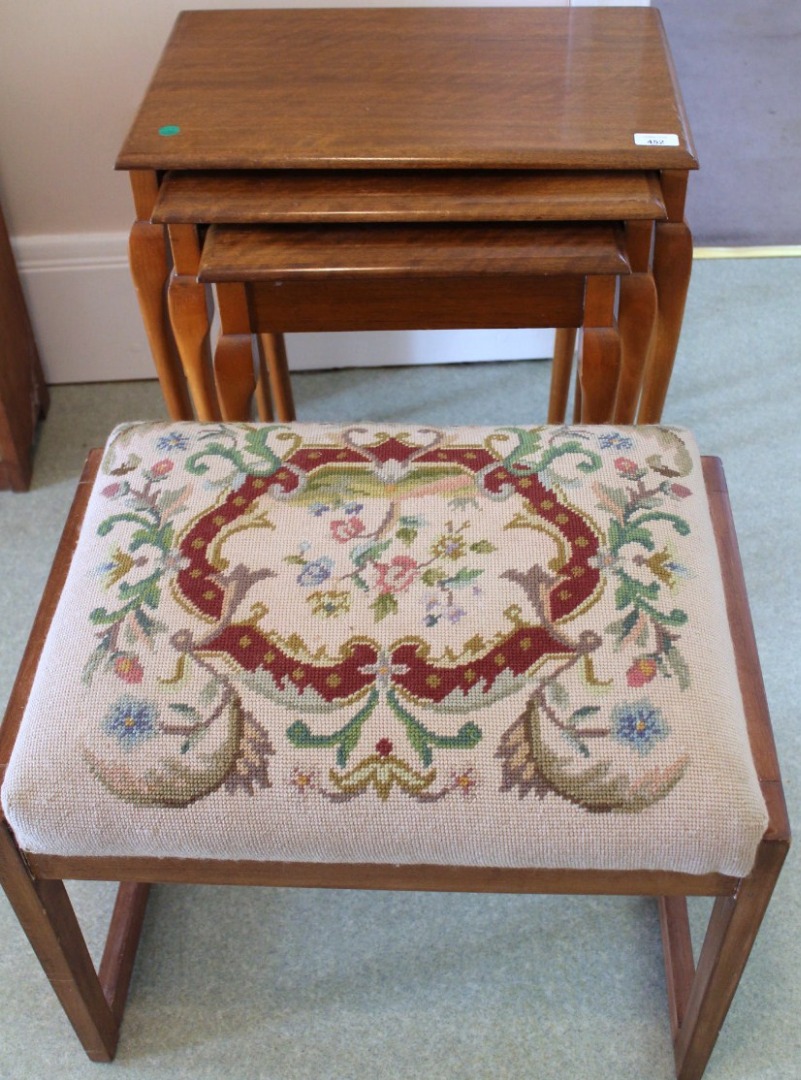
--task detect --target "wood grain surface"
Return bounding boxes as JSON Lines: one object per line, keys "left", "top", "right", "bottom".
{"left": 117, "top": 8, "right": 697, "bottom": 171}
{"left": 154, "top": 169, "right": 667, "bottom": 224}
{"left": 199, "top": 222, "right": 630, "bottom": 281}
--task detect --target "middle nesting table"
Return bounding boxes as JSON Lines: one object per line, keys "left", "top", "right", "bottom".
{"left": 153, "top": 168, "right": 667, "bottom": 424}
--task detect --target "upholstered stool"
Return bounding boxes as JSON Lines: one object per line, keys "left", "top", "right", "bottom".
{"left": 0, "top": 421, "right": 788, "bottom": 1078}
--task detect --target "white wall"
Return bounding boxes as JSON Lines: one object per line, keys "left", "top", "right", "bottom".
{"left": 0, "top": 0, "right": 648, "bottom": 384}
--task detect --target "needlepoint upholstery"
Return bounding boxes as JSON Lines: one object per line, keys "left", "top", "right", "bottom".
{"left": 1, "top": 422, "right": 767, "bottom": 875}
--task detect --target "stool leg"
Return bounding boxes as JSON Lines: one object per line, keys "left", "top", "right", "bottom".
{"left": 0, "top": 821, "right": 118, "bottom": 1061}
{"left": 671, "top": 840, "right": 787, "bottom": 1080}
{"left": 258, "top": 333, "right": 296, "bottom": 422}
{"left": 637, "top": 221, "right": 693, "bottom": 423}
{"left": 548, "top": 328, "right": 576, "bottom": 423}
{"left": 0, "top": 822, "right": 151, "bottom": 1061}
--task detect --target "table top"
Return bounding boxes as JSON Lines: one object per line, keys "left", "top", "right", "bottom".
{"left": 117, "top": 7, "right": 697, "bottom": 172}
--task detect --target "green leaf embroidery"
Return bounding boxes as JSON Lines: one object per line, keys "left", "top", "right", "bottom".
{"left": 548, "top": 681, "right": 569, "bottom": 707}
{"left": 469, "top": 540, "right": 496, "bottom": 554}
{"left": 395, "top": 527, "right": 418, "bottom": 546}
{"left": 370, "top": 593, "right": 399, "bottom": 622}
{"left": 169, "top": 703, "right": 201, "bottom": 720}
{"left": 352, "top": 539, "right": 392, "bottom": 568}
{"left": 386, "top": 688, "right": 481, "bottom": 767}
{"left": 569, "top": 705, "right": 601, "bottom": 722}
{"left": 421, "top": 567, "right": 447, "bottom": 586}
{"left": 441, "top": 568, "right": 484, "bottom": 589}
{"left": 286, "top": 688, "right": 379, "bottom": 767}
{"left": 664, "top": 645, "right": 691, "bottom": 690}
{"left": 608, "top": 518, "right": 655, "bottom": 554}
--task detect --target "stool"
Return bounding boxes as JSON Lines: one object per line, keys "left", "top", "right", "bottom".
{"left": 0, "top": 419, "right": 788, "bottom": 1078}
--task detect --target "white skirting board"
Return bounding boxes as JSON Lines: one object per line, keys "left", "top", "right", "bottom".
{"left": 12, "top": 232, "right": 556, "bottom": 385}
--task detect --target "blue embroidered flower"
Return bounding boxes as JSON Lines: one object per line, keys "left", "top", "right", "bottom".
{"left": 103, "top": 697, "right": 158, "bottom": 749}
{"left": 343, "top": 502, "right": 364, "bottom": 516}
{"left": 297, "top": 556, "right": 334, "bottom": 586}
{"left": 598, "top": 432, "right": 634, "bottom": 451}
{"left": 611, "top": 699, "right": 668, "bottom": 755}
{"left": 156, "top": 431, "right": 189, "bottom": 452}
{"left": 309, "top": 502, "right": 331, "bottom": 517}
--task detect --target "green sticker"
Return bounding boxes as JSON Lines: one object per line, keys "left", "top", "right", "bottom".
{"left": 158, "top": 125, "right": 181, "bottom": 137}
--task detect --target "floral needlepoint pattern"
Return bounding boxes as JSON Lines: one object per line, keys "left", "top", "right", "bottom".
{"left": 308, "top": 590, "right": 351, "bottom": 618}
{"left": 113, "top": 654, "right": 145, "bottom": 684}
{"left": 598, "top": 432, "right": 634, "bottom": 451}
{"left": 156, "top": 431, "right": 189, "bottom": 452}
{"left": 611, "top": 700, "right": 668, "bottom": 755}
{"left": 103, "top": 697, "right": 158, "bottom": 749}
{"left": 626, "top": 657, "right": 658, "bottom": 688}
{"left": 73, "top": 421, "right": 706, "bottom": 817}
{"left": 2, "top": 418, "right": 772, "bottom": 880}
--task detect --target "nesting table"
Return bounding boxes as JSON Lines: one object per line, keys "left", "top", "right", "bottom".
{"left": 116, "top": 7, "right": 697, "bottom": 424}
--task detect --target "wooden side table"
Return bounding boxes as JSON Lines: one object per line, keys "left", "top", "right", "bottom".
{"left": 117, "top": 7, "right": 697, "bottom": 424}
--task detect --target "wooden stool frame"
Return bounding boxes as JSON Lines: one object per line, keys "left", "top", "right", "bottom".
{"left": 0, "top": 453, "right": 788, "bottom": 1080}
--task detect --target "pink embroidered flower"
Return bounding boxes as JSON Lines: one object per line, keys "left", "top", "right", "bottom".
{"left": 670, "top": 483, "right": 692, "bottom": 499}
{"left": 101, "top": 482, "right": 121, "bottom": 498}
{"left": 113, "top": 654, "right": 144, "bottom": 684}
{"left": 374, "top": 555, "right": 419, "bottom": 594}
{"left": 626, "top": 657, "right": 658, "bottom": 688}
{"left": 330, "top": 517, "right": 366, "bottom": 542}
{"left": 289, "top": 766, "right": 318, "bottom": 796}
{"left": 450, "top": 768, "right": 478, "bottom": 798}
{"left": 614, "top": 457, "right": 640, "bottom": 478}
{"left": 150, "top": 459, "right": 174, "bottom": 478}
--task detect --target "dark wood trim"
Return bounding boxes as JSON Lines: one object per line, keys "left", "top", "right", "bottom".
{"left": 98, "top": 883, "right": 151, "bottom": 1024}
{"left": 25, "top": 851, "right": 737, "bottom": 897}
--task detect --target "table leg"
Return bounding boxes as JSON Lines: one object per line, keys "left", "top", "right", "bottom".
{"left": 579, "top": 277, "right": 620, "bottom": 423}
{"left": 549, "top": 328, "right": 576, "bottom": 423}
{"left": 572, "top": 361, "right": 583, "bottom": 424}
{"left": 127, "top": 173, "right": 191, "bottom": 420}
{"left": 638, "top": 220, "right": 693, "bottom": 423}
{"left": 214, "top": 283, "right": 261, "bottom": 421}
{"left": 258, "top": 333, "right": 296, "bottom": 422}
{"left": 614, "top": 272, "right": 657, "bottom": 423}
{"left": 166, "top": 225, "right": 220, "bottom": 422}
